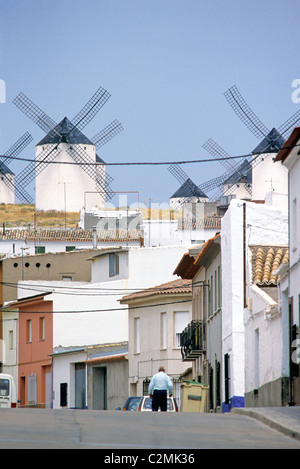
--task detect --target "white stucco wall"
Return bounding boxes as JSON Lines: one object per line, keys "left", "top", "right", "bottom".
{"left": 221, "top": 199, "right": 288, "bottom": 404}
{"left": 127, "top": 294, "right": 192, "bottom": 395}
{"left": 244, "top": 285, "right": 282, "bottom": 394}
{"left": 35, "top": 142, "right": 105, "bottom": 212}
{"left": 17, "top": 245, "right": 189, "bottom": 349}
{"left": 252, "top": 153, "right": 288, "bottom": 201}
{"left": 0, "top": 175, "right": 15, "bottom": 204}
{"left": 287, "top": 154, "right": 300, "bottom": 324}
{"left": 52, "top": 349, "right": 87, "bottom": 409}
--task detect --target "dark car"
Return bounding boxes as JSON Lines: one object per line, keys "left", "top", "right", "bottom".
{"left": 122, "top": 396, "right": 142, "bottom": 411}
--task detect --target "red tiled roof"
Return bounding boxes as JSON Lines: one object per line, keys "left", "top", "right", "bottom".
{"left": 0, "top": 228, "right": 141, "bottom": 242}
{"left": 120, "top": 278, "right": 192, "bottom": 303}
{"left": 173, "top": 233, "right": 220, "bottom": 279}
{"left": 251, "top": 245, "right": 289, "bottom": 286}
{"left": 275, "top": 126, "right": 300, "bottom": 163}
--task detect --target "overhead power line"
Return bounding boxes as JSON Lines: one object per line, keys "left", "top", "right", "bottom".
{"left": 1, "top": 298, "right": 192, "bottom": 315}
{"left": 1, "top": 142, "right": 299, "bottom": 167}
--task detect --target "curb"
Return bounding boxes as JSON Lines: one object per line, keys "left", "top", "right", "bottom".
{"left": 231, "top": 408, "right": 300, "bottom": 442}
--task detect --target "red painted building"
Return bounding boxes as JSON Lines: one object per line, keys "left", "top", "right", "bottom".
{"left": 11, "top": 293, "right": 53, "bottom": 407}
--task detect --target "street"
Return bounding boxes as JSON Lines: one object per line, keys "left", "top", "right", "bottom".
{"left": 0, "top": 408, "right": 300, "bottom": 450}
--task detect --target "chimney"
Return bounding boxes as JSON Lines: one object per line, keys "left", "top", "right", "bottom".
{"left": 93, "top": 226, "right": 97, "bottom": 249}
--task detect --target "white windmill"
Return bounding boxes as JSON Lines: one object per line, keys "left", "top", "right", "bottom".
{"left": 13, "top": 86, "right": 123, "bottom": 212}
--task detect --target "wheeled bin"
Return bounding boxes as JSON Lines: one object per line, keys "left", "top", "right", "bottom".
{"left": 180, "top": 381, "right": 209, "bottom": 412}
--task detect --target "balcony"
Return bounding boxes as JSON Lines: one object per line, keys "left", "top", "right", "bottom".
{"left": 180, "top": 320, "right": 206, "bottom": 361}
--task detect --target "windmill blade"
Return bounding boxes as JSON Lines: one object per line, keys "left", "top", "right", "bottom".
{"left": 15, "top": 144, "right": 62, "bottom": 188}
{"left": 0, "top": 158, "right": 32, "bottom": 203}
{"left": 91, "top": 120, "right": 124, "bottom": 150}
{"left": 67, "top": 145, "right": 114, "bottom": 201}
{"left": 202, "top": 138, "right": 237, "bottom": 172}
{"left": 224, "top": 85, "right": 270, "bottom": 139}
{"left": 168, "top": 164, "right": 190, "bottom": 185}
{"left": 12, "top": 92, "right": 59, "bottom": 136}
{"left": 70, "top": 86, "right": 111, "bottom": 132}
{"left": 0, "top": 169, "right": 33, "bottom": 204}
{"left": 277, "top": 108, "right": 300, "bottom": 139}
{"left": 2, "top": 132, "right": 33, "bottom": 165}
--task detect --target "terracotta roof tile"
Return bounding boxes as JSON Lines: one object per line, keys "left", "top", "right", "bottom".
{"left": 251, "top": 246, "right": 289, "bottom": 286}
{"left": 120, "top": 278, "right": 192, "bottom": 303}
{"left": 0, "top": 228, "right": 142, "bottom": 242}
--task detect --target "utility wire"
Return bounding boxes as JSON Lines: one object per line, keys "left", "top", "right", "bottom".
{"left": 1, "top": 298, "right": 192, "bottom": 315}
{"left": 0, "top": 142, "right": 299, "bottom": 167}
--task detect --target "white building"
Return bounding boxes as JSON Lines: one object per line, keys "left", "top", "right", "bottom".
{"left": 274, "top": 127, "right": 300, "bottom": 405}
{"left": 244, "top": 245, "right": 289, "bottom": 406}
{"left": 35, "top": 117, "right": 107, "bottom": 212}
{"left": 174, "top": 234, "right": 222, "bottom": 412}
{"left": 120, "top": 278, "right": 192, "bottom": 403}
{"left": 15, "top": 245, "right": 189, "bottom": 409}
{"left": 221, "top": 198, "right": 288, "bottom": 410}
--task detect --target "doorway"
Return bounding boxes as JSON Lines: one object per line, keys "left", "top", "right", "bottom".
{"left": 75, "top": 363, "right": 86, "bottom": 409}
{"left": 93, "top": 367, "right": 107, "bottom": 410}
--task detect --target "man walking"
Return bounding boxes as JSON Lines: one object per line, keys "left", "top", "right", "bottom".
{"left": 148, "top": 366, "right": 173, "bottom": 412}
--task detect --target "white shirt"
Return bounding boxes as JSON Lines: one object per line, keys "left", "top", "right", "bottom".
{"left": 148, "top": 371, "right": 173, "bottom": 395}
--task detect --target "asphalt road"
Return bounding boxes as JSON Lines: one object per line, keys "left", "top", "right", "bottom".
{"left": 0, "top": 408, "right": 300, "bottom": 450}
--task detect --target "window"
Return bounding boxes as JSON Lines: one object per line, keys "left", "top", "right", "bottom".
{"left": 134, "top": 318, "right": 140, "bottom": 354}
{"left": 109, "top": 253, "right": 119, "bottom": 277}
{"left": 8, "top": 330, "right": 13, "bottom": 350}
{"left": 292, "top": 197, "right": 297, "bottom": 252}
{"left": 160, "top": 312, "right": 167, "bottom": 350}
{"left": 28, "top": 374, "right": 37, "bottom": 405}
{"left": 26, "top": 320, "right": 32, "bottom": 343}
{"left": 39, "top": 317, "right": 45, "bottom": 341}
{"left": 60, "top": 383, "right": 68, "bottom": 407}
{"left": 174, "top": 311, "right": 189, "bottom": 348}
{"left": 35, "top": 246, "right": 45, "bottom": 254}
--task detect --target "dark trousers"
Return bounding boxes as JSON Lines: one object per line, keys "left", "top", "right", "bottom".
{"left": 152, "top": 390, "right": 167, "bottom": 412}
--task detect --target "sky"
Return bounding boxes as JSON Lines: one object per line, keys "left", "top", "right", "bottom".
{"left": 0, "top": 0, "right": 300, "bottom": 209}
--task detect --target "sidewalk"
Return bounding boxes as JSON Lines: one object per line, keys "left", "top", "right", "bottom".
{"left": 231, "top": 406, "right": 300, "bottom": 442}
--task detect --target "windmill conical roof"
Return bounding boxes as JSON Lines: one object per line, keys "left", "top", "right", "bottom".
{"left": 37, "top": 117, "right": 94, "bottom": 146}
{"left": 0, "top": 161, "right": 14, "bottom": 176}
{"left": 252, "top": 127, "right": 285, "bottom": 155}
{"left": 170, "top": 178, "right": 208, "bottom": 199}
{"left": 223, "top": 159, "right": 252, "bottom": 185}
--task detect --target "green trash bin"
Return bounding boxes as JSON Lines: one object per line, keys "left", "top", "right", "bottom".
{"left": 180, "top": 381, "right": 209, "bottom": 412}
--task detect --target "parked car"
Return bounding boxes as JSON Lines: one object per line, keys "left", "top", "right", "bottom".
{"left": 137, "top": 396, "right": 178, "bottom": 412}
{"left": 0, "top": 373, "right": 17, "bottom": 408}
{"left": 122, "top": 396, "right": 142, "bottom": 411}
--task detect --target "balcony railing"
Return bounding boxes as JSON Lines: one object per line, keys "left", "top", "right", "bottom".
{"left": 180, "top": 320, "right": 206, "bottom": 361}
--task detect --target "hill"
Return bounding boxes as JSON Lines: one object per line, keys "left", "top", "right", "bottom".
{"left": 0, "top": 204, "right": 80, "bottom": 228}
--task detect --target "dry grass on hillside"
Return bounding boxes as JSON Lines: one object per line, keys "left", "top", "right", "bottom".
{"left": 0, "top": 204, "right": 80, "bottom": 228}
{"left": 0, "top": 205, "right": 183, "bottom": 229}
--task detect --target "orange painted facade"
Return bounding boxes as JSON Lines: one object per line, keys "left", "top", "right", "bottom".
{"left": 16, "top": 294, "right": 53, "bottom": 407}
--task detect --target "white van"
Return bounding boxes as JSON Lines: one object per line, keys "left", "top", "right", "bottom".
{"left": 0, "top": 373, "right": 17, "bottom": 408}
